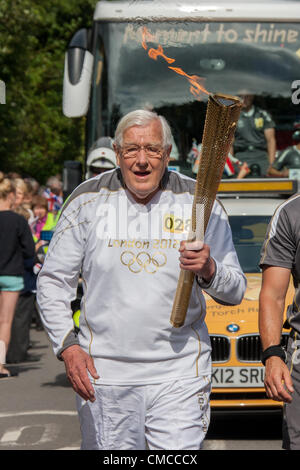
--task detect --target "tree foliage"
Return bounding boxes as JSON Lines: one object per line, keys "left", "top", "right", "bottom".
{"left": 0, "top": 0, "right": 97, "bottom": 183}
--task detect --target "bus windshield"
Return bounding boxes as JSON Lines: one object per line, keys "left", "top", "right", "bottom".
{"left": 89, "top": 21, "right": 300, "bottom": 166}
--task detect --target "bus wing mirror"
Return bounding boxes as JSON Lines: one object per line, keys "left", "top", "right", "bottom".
{"left": 63, "top": 28, "right": 94, "bottom": 117}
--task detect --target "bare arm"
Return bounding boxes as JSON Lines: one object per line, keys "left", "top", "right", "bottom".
{"left": 259, "top": 266, "right": 290, "bottom": 348}
{"left": 259, "top": 265, "right": 294, "bottom": 402}
{"left": 267, "top": 166, "right": 289, "bottom": 178}
{"left": 264, "top": 128, "right": 276, "bottom": 165}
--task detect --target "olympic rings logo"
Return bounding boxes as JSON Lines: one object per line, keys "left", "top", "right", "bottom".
{"left": 120, "top": 251, "right": 167, "bottom": 274}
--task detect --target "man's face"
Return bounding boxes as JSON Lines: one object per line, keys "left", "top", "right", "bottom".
{"left": 240, "top": 94, "right": 254, "bottom": 110}
{"left": 115, "top": 119, "right": 171, "bottom": 204}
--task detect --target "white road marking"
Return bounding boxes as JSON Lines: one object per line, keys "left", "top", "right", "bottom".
{"left": 0, "top": 411, "right": 79, "bottom": 448}
{"left": 1, "top": 423, "right": 58, "bottom": 445}
{"left": 1, "top": 429, "right": 22, "bottom": 443}
{"left": 57, "top": 447, "right": 80, "bottom": 450}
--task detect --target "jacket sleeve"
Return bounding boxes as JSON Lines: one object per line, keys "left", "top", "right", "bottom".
{"left": 199, "top": 200, "right": 247, "bottom": 306}
{"left": 36, "top": 196, "right": 86, "bottom": 359}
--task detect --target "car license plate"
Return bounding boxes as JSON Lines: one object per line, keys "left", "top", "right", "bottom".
{"left": 212, "top": 366, "right": 265, "bottom": 388}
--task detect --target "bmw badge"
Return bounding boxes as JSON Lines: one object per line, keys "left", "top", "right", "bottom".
{"left": 226, "top": 323, "right": 240, "bottom": 333}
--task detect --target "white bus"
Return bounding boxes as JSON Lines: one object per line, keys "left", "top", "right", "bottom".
{"left": 63, "top": 0, "right": 300, "bottom": 176}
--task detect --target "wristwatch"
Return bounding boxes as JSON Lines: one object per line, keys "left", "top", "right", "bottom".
{"left": 261, "top": 344, "right": 287, "bottom": 366}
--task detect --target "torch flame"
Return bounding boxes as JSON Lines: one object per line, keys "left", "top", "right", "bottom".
{"left": 141, "top": 26, "right": 210, "bottom": 100}
{"left": 142, "top": 26, "right": 155, "bottom": 50}
{"left": 149, "top": 45, "right": 175, "bottom": 64}
{"left": 142, "top": 27, "right": 175, "bottom": 64}
{"left": 168, "top": 66, "right": 209, "bottom": 98}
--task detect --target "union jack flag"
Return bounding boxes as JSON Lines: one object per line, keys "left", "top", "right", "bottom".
{"left": 224, "top": 156, "right": 235, "bottom": 176}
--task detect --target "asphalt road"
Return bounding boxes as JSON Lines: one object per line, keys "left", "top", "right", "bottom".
{"left": 0, "top": 326, "right": 283, "bottom": 451}
{"left": 0, "top": 327, "right": 81, "bottom": 450}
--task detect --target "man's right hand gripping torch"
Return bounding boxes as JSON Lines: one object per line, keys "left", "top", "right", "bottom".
{"left": 170, "top": 93, "right": 242, "bottom": 328}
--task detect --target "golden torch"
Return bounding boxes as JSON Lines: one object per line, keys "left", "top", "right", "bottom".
{"left": 170, "top": 93, "right": 242, "bottom": 328}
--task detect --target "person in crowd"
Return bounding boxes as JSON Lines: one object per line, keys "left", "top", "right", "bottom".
{"left": 12, "top": 178, "right": 28, "bottom": 209}
{"left": 11, "top": 177, "right": 33, "bottom": 218}
{"left": 6, "top": 255, "right": 38, "bottom": 363}
{"left": 267, "top": 127, "right": 300, "bottom": 178}
{"left": 22, "top": 180, "right": 34, "bottom": 208}
{"left": 43, "top": 176, "right": 63, "bottom": 215}
{"left": 0, "top": 172, "right": 35, "bottom": 377}
{"left": 6, "top": 172, "right": 21, "bottom": 179}
{"left": 12, "top": 178, "right": 35, "bottom": 223}
{"left": 6, "top": 195, "right": 41, "bottom": 362}
{"left": 85, "top": 137, "right": 117, "bottom": 179}
{"left": 259, "top": 192, "right": 300, "bottom": 449}
{"left": 30, "top": 195, "right": 57, "bottom": 242}
{"left": 230, "top": 92, "right": 277, "bottom": 177}
{"left": 24, "top": 176, "right": 40, "bottom": 197}
{"left": 37, "top": 109, "right": 246, "bottom": 450}
{"left": 14, "top": 203, "right": 32, "bottom": 222}
{"left": 29, "top": 191, "right": 57, "bottom": 330}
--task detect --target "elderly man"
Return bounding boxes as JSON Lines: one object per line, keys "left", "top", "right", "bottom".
{"left": 37, "top": 109, "right": 246, "bottom": 450}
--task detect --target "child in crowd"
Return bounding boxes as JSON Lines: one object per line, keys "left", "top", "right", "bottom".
{"left": 30, "top": 195, "right": 57, "bottom": 242}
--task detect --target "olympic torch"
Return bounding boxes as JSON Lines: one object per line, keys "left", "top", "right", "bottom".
{"left": 170, "top": 93, "right": 242, "bottom": 328}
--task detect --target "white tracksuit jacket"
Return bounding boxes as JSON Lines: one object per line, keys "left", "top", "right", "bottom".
{"left": 37, "top": 169, "right": 246, "bottom": 385}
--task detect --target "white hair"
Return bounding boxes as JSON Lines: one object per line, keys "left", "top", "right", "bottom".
{"left": 114, "top": 109, "right": 172, "bottom": 148}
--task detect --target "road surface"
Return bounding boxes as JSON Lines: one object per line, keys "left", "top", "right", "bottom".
{"left": 0, "top": 327, "right": 283, "bottom": 451}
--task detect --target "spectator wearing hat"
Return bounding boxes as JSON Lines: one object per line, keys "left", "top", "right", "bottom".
{"left": 85, "top": 137, "right": 117, "bottom": 179}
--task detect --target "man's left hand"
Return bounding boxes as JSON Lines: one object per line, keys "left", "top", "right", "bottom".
{"left": 179, "top": 240, "right": 215, "bottom": 283}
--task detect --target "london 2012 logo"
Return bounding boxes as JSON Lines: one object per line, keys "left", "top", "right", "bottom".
{"left": 120, "top": 251, "right": 167, "bottom": 274}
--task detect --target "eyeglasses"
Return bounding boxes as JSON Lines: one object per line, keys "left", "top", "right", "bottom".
{"left": 120, "top": 144, "right": 164, "bottom": 160}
